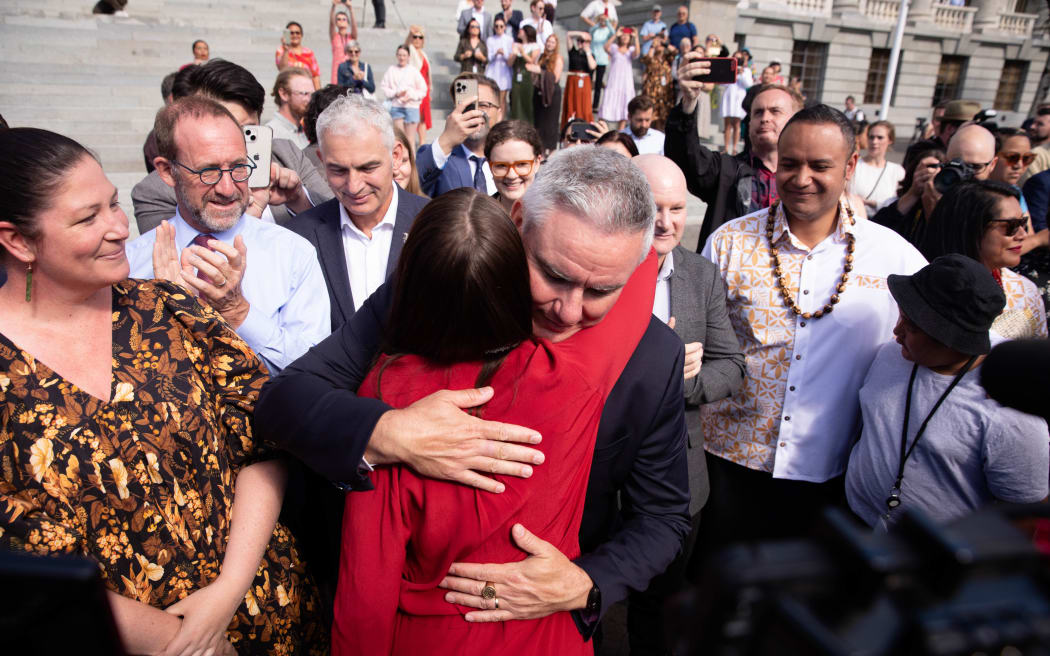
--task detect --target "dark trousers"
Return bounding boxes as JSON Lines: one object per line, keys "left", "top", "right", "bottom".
{"left": 696, "top": 452, "right": 845, "bottom": 558}
{"left": 626, "top": 511, "right": 703, "bottom": 656}
{"left": 592, "top": 64, "right": 606, "bottom": 111}
{"left": 372, "top": 0, "right": 386, "bottom": 26}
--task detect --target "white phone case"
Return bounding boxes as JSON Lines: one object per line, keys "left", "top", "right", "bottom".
{"left": 242, "top": 125, "right": 273, "bottom": 188}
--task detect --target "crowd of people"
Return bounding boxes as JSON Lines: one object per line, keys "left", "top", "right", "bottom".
{"left": 2, "top": 3, "right": 1050, "bottom": 656}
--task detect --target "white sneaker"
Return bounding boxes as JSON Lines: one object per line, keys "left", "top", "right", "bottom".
{"left": 114, "top": 10, "right": 129, "bottom": 17}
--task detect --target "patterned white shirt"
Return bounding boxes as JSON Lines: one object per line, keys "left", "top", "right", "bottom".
{"left": 700, "top": 198, "right": 927, "bottom": 482}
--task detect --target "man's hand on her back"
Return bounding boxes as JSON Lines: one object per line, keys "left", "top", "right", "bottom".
{"left": 436, "top": 96, "right": 486, "bottom": 155}
{"left": 364, "top": 387, "right": 545, "bottom": 493}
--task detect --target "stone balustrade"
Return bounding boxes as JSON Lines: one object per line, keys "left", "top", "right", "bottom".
{"left": 783, "top": 0, "right": 834, "bottom": 17}
{"left": 932, "top": 2, "right": 977, "bottom": 31}
{"left": 859, "top": 0, "right": 901, "bottom": 23}
{"left": 998, "top": 10, "right": 1037, "bottom": 36}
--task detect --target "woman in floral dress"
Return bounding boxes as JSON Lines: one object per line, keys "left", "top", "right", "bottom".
{"left": 0, "top": 128, "right": 325, "bottom": 655}
{"left": 640, "top": 33, "right": 675, "bottom": 128}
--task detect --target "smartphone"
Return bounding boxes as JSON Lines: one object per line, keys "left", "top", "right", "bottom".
{"left": 454, "top": 77, "right": 480, "bottom": 113}
{"left": 692, "top": 57, "right": 738, "bottom": 84}
{"left": 242, "top": 125, "right": 273, "bottom": 188}
{"left": 570, "top": 122, "right": 597, "bottom": 143}
{"left": 282, "top": 28, "right": 292, "bottom": 44}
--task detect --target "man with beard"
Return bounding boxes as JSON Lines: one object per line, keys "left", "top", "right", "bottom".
{"left": 698, "top": 104, "right": 927, "bottom": 551}
{"left": 416, "top": 73, "right": 504, "bottom": 197}
{"left": 267, "top": 67, "right": 313, "bottom": 148}
{"left": 125, "top": 96, "right": 330, "bottom": 374}
{"left": 665, "top": 52, "right": 804, "bottom": 251}
{"left": 622, "top": 95, "right": 664, "bottom": 155}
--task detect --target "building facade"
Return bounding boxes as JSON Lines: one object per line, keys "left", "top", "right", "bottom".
{"left": 711, "top": 0, "right": 1050, "bottom": 134}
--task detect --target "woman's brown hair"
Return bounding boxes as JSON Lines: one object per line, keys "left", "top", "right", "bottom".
{"left": 377, "top": 189, "right": 533, "bottom": 398}
{"left": 484, "top": 119, "right": 542, "bottom": 160}
{"left": 393, "top": 126, "right": 424, "bottom": 196}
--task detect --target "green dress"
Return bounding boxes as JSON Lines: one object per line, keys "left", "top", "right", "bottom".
{"left": 510, "top": 53, "right": 535, "bottom": 124}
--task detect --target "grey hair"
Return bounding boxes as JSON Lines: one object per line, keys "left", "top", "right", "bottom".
{"left": 521, "top": 147, "right": 655, "bottom": 259}
{"left": 344, "top": 39, "right": 360, "bottom": 54}
{"left": 316, "top": 93, "right": 395, "bottom": 152}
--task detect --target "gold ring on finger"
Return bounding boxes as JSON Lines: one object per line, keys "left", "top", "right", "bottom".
{"left": 481, "top": 582, "right": 496, "bottom": 600}
{"left": 216, "top": 278, "right": 227, "bottom": 287}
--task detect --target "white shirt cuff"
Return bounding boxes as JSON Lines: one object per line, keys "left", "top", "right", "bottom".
{"left": 431, "top": 141, "right": 451, "bottom": 170}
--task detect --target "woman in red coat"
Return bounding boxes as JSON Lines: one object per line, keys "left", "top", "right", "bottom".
{"left": 332, "top": 188, "right": 655, "bottom": 655}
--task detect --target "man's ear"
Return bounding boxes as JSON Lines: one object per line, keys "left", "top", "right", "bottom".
{"left": 155, "top": 157, "right": 178, "bottom": 189}
{"left": 0, "top": 221, "right": 35, "bottom": 265}
{"left": 844, "top": 149, "right": 859, "bottom": 182}
{"left": 510, "top": 199, "right": 525, "bottom": 233}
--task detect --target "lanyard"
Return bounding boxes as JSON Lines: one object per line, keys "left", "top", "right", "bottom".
{"left": 885, "top": 356, "right": 977, "bottom": 511}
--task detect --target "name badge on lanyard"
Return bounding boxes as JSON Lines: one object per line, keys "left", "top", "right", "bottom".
{"left": 578, "top": 77, "right": 584, "bottom": 88}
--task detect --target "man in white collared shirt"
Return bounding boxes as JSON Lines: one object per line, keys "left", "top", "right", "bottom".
{"left": 457, "top": 0, "right": 493, "bottom": 39}
{"left": 623, "top": 96, "right": 665, "bottom": 155}
{"left": 699, "top": 104, "right": 926, "bottom": 552}
{"left": 289, "top": 93, "right": 429, "bottom": 329}
{"left": 126, "top": 96, "right": 330, "bottom": 373}
{"left": 266, "top": 68, "right": 313, "bottom": 149}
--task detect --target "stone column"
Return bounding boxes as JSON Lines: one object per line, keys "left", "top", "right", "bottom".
{"left": 690, "top": 0, "right": 740, "bottom": 46}
{"left": 909, "top": 0, "right": 935, "bottom": 24}
{"left": 974, "top": 0, "right": 1008, "bottom": 31}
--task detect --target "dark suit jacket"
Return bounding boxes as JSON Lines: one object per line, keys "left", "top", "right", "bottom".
{"left": 254, "top": 279, "right": 691, "bottom": 638}
{"left": 495, "top": 8, "right": 523, "bottom": 38}
{"left": 286, "top": 186, "right": 427, "bottom": 331}
{"left": 667, "top": 245, "right": 745, "bottom": 515}
{"left": 416, "top": 142, "right": 476, "bottom": 199}
{"left": 457, "top": 8, "right": 493, "bottom": 39}
{"left": 664, "top": 105, "right": 755, "bottom": 251}
{"left": 131, "top": 138, "right": 333, "bottom": 234}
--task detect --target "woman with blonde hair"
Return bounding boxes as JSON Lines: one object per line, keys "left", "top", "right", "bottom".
{"left": 404, "top": 25, "right": 433, "bottom": 144}
{"left": 393, "top": 126, "right": 424, "bottom": 197}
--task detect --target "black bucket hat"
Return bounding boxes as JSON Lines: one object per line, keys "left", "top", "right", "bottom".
{"left": 887, "top": 254, "right": 1005, "bottom": 356}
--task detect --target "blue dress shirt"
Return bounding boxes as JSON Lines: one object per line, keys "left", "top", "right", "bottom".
{"left": 125, "top": 210, "right": 331, "bottom": 373}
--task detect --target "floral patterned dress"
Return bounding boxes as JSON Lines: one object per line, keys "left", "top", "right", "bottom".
{"left": 0, "top": 280, "right": 326, "bottom": 655}
{"left": 641, "top": 48, "right": 675, "bottom": 126}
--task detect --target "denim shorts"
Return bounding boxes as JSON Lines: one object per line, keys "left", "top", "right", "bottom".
{"left": 389, "top": 105, "right": 420, "bottom": 123}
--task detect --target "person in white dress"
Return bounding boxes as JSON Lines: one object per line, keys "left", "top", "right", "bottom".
{"left": 719, "top": 51, "right": 752, "bottom": 155}
{"left": 849, "top": 120, "right": 906, "bottom": 212}
{"left": 486, "top": 16, "right": 515, "bottom": 112}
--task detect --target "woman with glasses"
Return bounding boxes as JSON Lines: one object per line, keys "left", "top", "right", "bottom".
{"left": 486, "top": 18, "right": 515, "bottom": 113}
{"left": 404, "top": 26, "right": 433, "bottom": 144}
{"left": 562, "top": 31, "right": 595, "bottom": 129}
{"left": 484, "top": 119, "right": 542, "bottom": 213}
{"left": 0, "top": 128, "right": 326, "bottom": 654}
{"left": 337, "top": 40, "right": 375, "bottom": 97}
{"left": 276, "top": 21, "right": 321, "bottom": 90}
{"left": 382, "top": 45, "right": 428, "bottom": 151}
{"left": 455, "top": 19, "right": 489, "bottom": 74}
{"left": 329, "top": 0, "right": 358, "bottom": 84}
{"left": 848, "top": 120, "right": 906, "bottom": 212}
{"left": 920, "top": 180, "right": 1047, "bottom": 338}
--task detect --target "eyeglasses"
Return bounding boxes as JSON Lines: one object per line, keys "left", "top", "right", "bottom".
{"left": 478, "top": 101, "right": 500, "bottom": 111}
{"left": 288, "top": 30, "right": 302, "bottom": 36}
{"left": 998, "top": 151, "right": 1037, "bottom": 167}
{"left": 172, "top": 159, "right": 255, "bottom": 185}
{"left": 491, "top": 159, "right": 536, "bottom": 177}
{"left": 988, "top": 216, "right": 1028, "bottom": 237}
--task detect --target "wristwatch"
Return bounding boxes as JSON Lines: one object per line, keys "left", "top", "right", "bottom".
{"left": 585, "top": 583, "right": 601, "bottom": 616}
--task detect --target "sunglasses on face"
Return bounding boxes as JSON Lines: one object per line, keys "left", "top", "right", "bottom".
{"left": 348, "top": 49, "right": 360, "bottom": 53}
{"left": 411, "top": 33, "right": 424, "bottom": 39}
{"left": 998, "top": 151, "right": 1037, "bottom": 166}
{"left": 988, "top": 216, "right": 1028, "bottom": 236}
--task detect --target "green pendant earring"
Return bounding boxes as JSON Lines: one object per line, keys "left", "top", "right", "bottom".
{"left": 25, "top": 262, "right": 33, "bottom": 302}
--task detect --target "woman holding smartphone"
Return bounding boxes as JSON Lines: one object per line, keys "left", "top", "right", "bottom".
{"left": 599, "top": 26, "right": 639, "bottom": 131}
{"left": 276, "top": 21, "right": 321, "bottom": 90}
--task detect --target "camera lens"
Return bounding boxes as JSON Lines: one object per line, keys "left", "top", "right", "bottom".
{"left": 250, "top": 134, "right": 257, "bottom": 141}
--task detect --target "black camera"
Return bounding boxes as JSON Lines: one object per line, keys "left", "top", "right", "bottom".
{"left": 933, "top": 158, "right": 975, "bottom": 194}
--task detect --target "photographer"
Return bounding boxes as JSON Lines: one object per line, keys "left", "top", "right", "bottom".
{"left": 874, "top": 124, "right": 996, "bottom": 249}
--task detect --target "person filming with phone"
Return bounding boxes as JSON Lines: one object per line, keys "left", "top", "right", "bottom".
{"left": 416, "top": 73, "right": 505, "bottom": 198}
{"left": 665, "top": 52, "right": 804, "bottom": 250}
